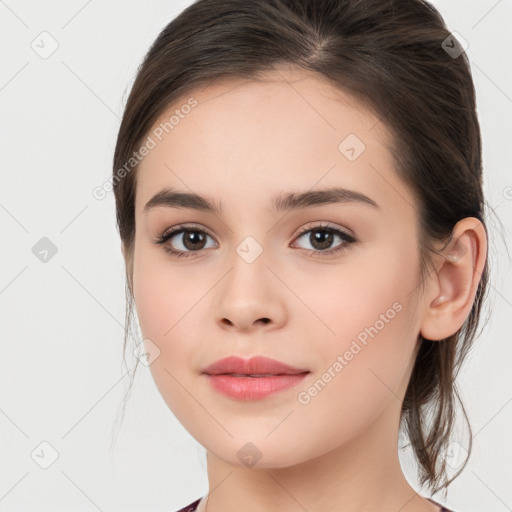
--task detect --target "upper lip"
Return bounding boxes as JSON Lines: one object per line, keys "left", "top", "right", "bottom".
{"left": 202, "top": 356, "right": 309, "bottom": 376}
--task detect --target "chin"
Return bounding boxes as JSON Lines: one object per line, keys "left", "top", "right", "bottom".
{"left": 201, "top": 435, "right": 313, "bottom": 470}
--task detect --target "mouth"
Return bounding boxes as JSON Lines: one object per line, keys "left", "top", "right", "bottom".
{"left": 202, "top": 355, "right": 309, "bottom": 376}
{"left": 201, "top": 355, "right": 310, "bottom": 400}
{"left": 213, "top": 373, "right": 308, "bottom": 377}
{"left": 203, "top": 371, "right": 310, "bottom": 401}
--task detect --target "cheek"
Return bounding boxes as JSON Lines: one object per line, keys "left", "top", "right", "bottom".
{"left": 131, "top": 245, "right": 208, "bottom": 415}
{"left": 132, "top": 240, "right": 194, "bottom": 339}
{"left": 292, "top": 239, "right": 418, "bottom": 350}
{"left": 280, "top": 281, "right": 418, "bottom": 463}
{"left": 132, "top": 272, "right": 194, "bottom": 426}
{"left": 292, "top": 244, "right": 419, "bottom": 410}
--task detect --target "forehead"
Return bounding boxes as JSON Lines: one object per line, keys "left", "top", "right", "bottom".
{"left": 135, "top": 68, "right": 414, "bottom": 220}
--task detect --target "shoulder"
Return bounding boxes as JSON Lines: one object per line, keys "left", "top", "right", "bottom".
{"left": 172, "top": 497, "right": 202, "bottom": 512}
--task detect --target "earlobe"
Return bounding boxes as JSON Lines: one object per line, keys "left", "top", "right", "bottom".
{"left": 420, "top": 217, "right": 487, "bottom": 341}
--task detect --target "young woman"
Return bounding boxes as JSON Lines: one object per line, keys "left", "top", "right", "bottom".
{"left": 112, "top": 1, "right": 489, "bottom": 510}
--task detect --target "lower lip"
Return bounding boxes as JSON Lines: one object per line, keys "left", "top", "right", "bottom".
{"left": 204, "top": 373, "right": 309, "bottom": 400}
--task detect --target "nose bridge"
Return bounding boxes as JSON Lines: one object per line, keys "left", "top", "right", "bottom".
{"left": 214, "top": 234, "right": 286, "bottom": 330}
{"left": 224, "top": 235, "right": 270, "bottom": 304}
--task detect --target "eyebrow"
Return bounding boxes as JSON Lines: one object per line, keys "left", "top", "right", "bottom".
{"left": 143, "top": 186, "right": 379, "bottom": 214}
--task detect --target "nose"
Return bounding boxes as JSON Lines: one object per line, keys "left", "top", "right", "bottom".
{"left": 214, "top": 252, "right": 287, "bottom": 333}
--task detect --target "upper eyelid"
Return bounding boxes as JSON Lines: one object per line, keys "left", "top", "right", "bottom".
{"left": 295, "top": 221, "right": 351, "bottom": 236}
{"left": 161, "top": 222, "right": 353, "bottom": 244}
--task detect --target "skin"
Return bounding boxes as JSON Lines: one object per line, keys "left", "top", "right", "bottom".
{"left": 124, "top": 67, "right": 487, "bottom": 512}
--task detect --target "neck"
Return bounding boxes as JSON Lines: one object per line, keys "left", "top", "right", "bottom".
{"left": 196, "top": 401, "right": 435, "bottom": 512}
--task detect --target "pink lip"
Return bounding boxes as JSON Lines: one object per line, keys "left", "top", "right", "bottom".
{"left": 202, "top": 356, "right": 310, "bottom": 401}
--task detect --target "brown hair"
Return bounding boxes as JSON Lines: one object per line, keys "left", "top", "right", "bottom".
{"left": 112, "top": 0, "right": 491, "bottom": 496}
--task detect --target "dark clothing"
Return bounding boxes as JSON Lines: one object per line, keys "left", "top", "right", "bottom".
{"left": 175, "top": 498, "right": 201, "bottom": 512}
{"left": 175, "top": 496, "right": 455, "bottom": 511}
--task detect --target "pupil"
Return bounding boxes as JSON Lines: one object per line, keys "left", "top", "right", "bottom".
{"left": 185, "top": 232, "right": 205, "bottom": 250}
{"left": 312, "top": 230, "right": 333, "bottom": 250}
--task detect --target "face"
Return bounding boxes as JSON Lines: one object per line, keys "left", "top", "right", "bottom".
{"left": 131, "top": 68, "right": 427, "bottom": 468}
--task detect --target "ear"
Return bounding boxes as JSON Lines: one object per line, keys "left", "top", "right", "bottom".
{"left": 420, "top": 217, "right": 487, "bottom": 341}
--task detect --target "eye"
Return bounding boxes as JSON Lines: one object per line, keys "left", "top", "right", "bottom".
{"left": 291, "top": 222, "right": 356, "bottom": 257}
{"left": 153, "top": 224, "right": 217, "bottom": 259}
{"left": 153, "top": 222, "right": 356, "bottom": 259}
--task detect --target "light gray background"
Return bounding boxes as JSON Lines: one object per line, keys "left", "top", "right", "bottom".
{"left": 0, "top": 1, "right": 510, "bottom": 511}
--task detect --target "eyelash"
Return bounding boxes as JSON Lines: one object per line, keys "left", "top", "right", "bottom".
{"left": 153, "top": 222, "right": 356, "bottom": 259}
